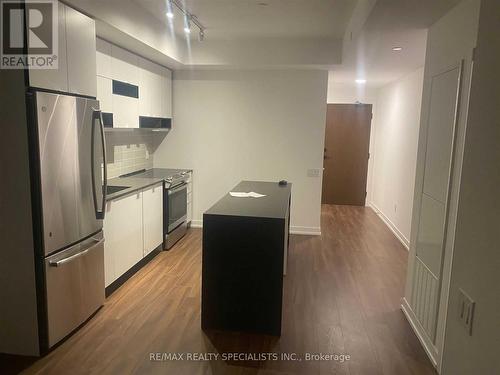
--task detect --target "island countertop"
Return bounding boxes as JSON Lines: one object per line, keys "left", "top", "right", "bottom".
{"left": 204, "top": 181, "right": 292, "bottom": 219}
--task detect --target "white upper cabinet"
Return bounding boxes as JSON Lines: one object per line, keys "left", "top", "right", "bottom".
{"left": 138, "top": 57, "right": 155, "bottom": 117}
{"left": 150, "top": 63, "right": 164, "bottom": 118}
{"left": 112, "top": 94, "right": 139, "bottom": 128}
{"left": 161, "top": 67, "right": 173, "bottom": 118}
{"left": 138, "top": 58, "right": 169, "bottom": 119}
{"left": 96, "top": 39, "right": 112, "bottom": 78}
{"left": 95, "top": 39, "right": 172, "bottom": 128}
{"left": 96, "top": 76, "right": 112, "bottom": 113}
{"left": 28, "top": 3, "right": 68, "bottom": 92}
{"left": 29, "top": 3, "right": 96, "bottom": 97}
{"left": 65, "top": 6, "right": 97, "bottom": 97}
{"left": 96, "top": 39, "right": 172, "bottom": 128}
{"left": 111, "top": 45, "right": 139, "bottom": 85}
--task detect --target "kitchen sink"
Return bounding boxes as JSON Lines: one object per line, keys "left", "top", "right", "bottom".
{"left": 106, "top": 185, "right": 130, "bottom": 195}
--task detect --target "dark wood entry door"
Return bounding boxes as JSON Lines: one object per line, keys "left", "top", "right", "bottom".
{"left": 322, "top": 104, "right": 372, "bottom": 206}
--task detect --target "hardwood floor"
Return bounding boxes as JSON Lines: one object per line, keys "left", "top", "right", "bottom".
{"left": 3, "top": 205, "right": 436, "bottom": 375}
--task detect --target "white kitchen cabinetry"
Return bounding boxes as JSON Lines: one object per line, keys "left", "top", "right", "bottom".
{"left": 65, "top": 6, "right": 97, "bottom": 97}
{"left": 96, "top": 39, "right": 112, "bottom": 78}
{"left": 95, "top": 39, "right": 172, "bottom": 128}
{"left": 29, "top": 3, "right": 96, "bottom": 97}
{"left": 138, "top": 57, "right": 156, "bottom": 117}
{"left": 142, "top": 183, "right": 163, "bottom": 256}
{"left": 161, "top": 66, "right": 173, "bottom": 118}
{"left": 104, "top": 184, "right": 164, "bottom": 288}
{"left": 111, "top": 45, "right": 139, "bottom": 85}
{"left": 112, "top": 94, "right": 139, "bottom": 128}
{"left": 96, "top": 76, "right": 112, "bottom": 113}
{"left": 103, "top": 192, "right": 143, "bottom": 287}
{"left": 28, "top": 3, "right": 68, "bottom": 92}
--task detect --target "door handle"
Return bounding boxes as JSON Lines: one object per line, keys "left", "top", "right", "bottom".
{"left": 91, "top": 108, "right": 107, "bottom": 220}
{"left": 49, "top": 238, "right": 104, "bottom": 267}
{"left": 168, "top": 183, "right": 187, "bottom": 195}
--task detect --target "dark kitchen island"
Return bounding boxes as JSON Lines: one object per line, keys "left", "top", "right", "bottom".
{"left": 201, "top": 181, "right": 291, "bottom": 336}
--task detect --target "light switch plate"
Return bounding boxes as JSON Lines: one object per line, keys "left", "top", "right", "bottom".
{"left": 307, "top": 169, "right": 321, "bottom": 177}
{"left": 458, "top": 288, "right": 475, "bottom": 335}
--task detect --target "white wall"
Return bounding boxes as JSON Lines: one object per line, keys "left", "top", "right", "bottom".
{"left": 370, "top": 68, "right": 424, "bottom": 247}
{"left": 441, "top": 0, "right": 500, "bottom": 373}
{"left": 327, "top": 80, "right": 378, "bottom": 104}
{"left": 154, "top": 70, "right": 328, "bottom": 234}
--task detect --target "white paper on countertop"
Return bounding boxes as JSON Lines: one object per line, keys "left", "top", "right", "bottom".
{"left": 229, "top": 191, "right": 267, "bottom": 198}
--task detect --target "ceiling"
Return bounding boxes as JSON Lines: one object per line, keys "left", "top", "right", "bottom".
{"left": 330, "top": 0, "right": 463, "bottom": 87}
{"left": 133, "top": 0, "right": 356, "bottom": 40}
{"left": 68, "top": 0, "right": 465, "bottom": 83}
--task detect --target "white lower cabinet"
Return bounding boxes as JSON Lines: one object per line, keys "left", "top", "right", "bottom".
{"left": 104, "top": 184, "right": 163, "bottom": 288}
{"left": 142, "top": 183, "right": 163, "bottom": 256}
{"left": 104, "top": 192, "right": 143, "bottom": 287}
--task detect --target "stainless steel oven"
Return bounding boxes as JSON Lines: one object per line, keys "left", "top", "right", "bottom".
{"left": 167, "top": 182, "right": 187, "bottom": 232}
{"left": 164, "top": 175, "right": 189, "bottom": 249}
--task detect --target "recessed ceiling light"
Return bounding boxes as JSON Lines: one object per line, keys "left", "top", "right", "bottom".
{"left": 392, "top": 46, "right": 403, "bottom": 51}
{"left": 258, "top": 2, "right": 269, "bottom": 6}
{"left": 355, "top": 79, "right": 367, "bottom": 84}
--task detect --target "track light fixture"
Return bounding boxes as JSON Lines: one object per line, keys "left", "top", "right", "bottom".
{"left": 184, "top": 14, "right": 191, "bottom": 34}
{"left": 167, "top": 0, "right": 205, "bottom": 41}
{"left": 166, "top": 0, "right": 174, "bottom": 19}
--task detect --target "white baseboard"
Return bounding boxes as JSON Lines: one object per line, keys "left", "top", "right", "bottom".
{"left": 368, "top": 202, "right": 410, "bottom": 249}
{"left": 189, "top": 220, "right": 320, "bottom": 236}
{"left": 290, "top": 226, "right": 321, "bottom": 236}
{"left": 401, "top": 298, "right": 439, "bottom": 369}
{"left": 190, "top": 220, "right": 202, "bottom": 228}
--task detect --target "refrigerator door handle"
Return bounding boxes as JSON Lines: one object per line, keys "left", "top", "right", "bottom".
{"left": 91, "top": 108, "right": 107, "bottom": 219}
{"left": 49, "top": 238, "right": 104, "bottom": 267}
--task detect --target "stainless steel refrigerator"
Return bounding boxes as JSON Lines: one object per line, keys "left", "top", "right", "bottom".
{"left": 27, "top": 90, "right": 107, "bottom": 351}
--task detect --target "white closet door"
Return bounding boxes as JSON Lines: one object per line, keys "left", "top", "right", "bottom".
{"left": 413, "top": 64, "right": 462, "bottom": 341}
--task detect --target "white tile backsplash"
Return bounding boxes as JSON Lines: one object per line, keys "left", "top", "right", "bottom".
{"left": 105, "top": 133, "right": 156, "bottom": 178}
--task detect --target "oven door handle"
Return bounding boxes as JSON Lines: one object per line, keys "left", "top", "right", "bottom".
{"left": 168, "top": 183, "right": 187, "bottom": 195}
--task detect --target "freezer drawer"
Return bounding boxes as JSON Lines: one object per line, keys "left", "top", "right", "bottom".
{"left": 45, "top": 231, "right": 105, "bottom": 348}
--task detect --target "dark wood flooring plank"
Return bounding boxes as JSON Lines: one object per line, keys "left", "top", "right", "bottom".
{"left": 0, "top": 205, "right": 436, "bottom": 375}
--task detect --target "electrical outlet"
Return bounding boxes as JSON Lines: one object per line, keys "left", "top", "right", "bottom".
{"left": 307, "top": 169, "right": 321, "bottom": 177}
{"left": 458, "top": 288, "right": 475, "bottom": 335}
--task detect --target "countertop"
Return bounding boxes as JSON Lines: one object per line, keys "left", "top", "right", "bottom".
{"left": 106, "top": 168, "right": 192, "bottom": 201}
{"left": 204, "top": 181, "right": 292, "bottom": 219}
